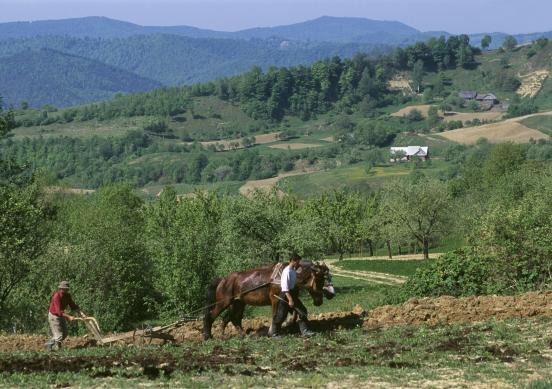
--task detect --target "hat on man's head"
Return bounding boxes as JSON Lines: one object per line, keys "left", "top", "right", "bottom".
{"left": 58, "top": 281, "right": 70, "bottom": 289}
{"left": 289, "top": 252, "right": 302, "bottom": 262}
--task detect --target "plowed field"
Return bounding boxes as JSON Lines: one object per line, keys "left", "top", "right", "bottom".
{"left": 4, "top": 291, "right": 552, "bottom": 353}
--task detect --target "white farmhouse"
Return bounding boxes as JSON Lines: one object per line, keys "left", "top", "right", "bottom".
{"left": 390, "top": 146, "right": 429, "bottom": 162}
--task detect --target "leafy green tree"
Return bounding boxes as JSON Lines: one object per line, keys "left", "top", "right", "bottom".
{"left": 502, "top": 35, "right": 518, "bottom": 51}
{"left": 406, "top": 108, "right": 424, "bottom": 122}
{"left": 0, "top": 181, "right": 52, "bottom": 317}
{"left": 307, "top": 190, "right": 364, "bottom": 260}
{"left": 481, "top": 35, "right": 492, "bottom": 50}
{"left": 0, "top": 97, "right": 15, "bottom": 139}
{"left": 47, "top": 185, "right": 154, "bottom": 331}
{"left": 427, "top": 105, "right": 441, "bottom": 128}
{"left": 482, "top": 143, "right": 525, "bottom": 184}
{"left": 411, "top": 60, "right": 424, "bottom": 93}
{"left": 145, "top": 188, "right": 222, "bottom": 317}
{"left": 382, "top": 178, "right": 452, "bottom": 259}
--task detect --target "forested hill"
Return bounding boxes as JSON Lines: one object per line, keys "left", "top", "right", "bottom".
{"left": 0, "top": 49, "right": 162, "bottom": 108}
{"left": 0, "top": 35, "right": 386, "bottom": 88}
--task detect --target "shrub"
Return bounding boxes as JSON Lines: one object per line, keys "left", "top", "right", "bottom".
{"left": 399, "top": 248, "right": 495, "bottom": 299}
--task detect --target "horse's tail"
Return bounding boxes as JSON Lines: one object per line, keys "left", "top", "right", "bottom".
{"left": 205, "top": 277, "right": 221, "bottom": 314}
{"left": 203, "top": 277, "right": 222, "bottom": 340}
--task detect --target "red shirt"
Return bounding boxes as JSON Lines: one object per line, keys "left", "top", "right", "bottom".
{"left": 49, "top": 290, "right": 79, "bottom": 316}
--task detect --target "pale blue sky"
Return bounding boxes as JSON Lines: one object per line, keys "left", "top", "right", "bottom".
{"left": 0, "top": 0, "right": 549, "bottom": 34}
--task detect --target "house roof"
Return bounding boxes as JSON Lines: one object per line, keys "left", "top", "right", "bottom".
{"left": 476, "top": 93, "right": 497, "bottom": 101}
{"left": 458, "top": 91, "right": 477, "bottom": 99}
{"left": 390, "top": 146, "right": 429, "bottom": 157}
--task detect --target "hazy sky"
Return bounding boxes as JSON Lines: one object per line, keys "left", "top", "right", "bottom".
{"left": 0, "top": 0, "right": 549, "bottom": 34}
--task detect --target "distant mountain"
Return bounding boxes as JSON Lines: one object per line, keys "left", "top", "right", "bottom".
{"left": 233, "top": 16, "right": 419, "bottom": 42}
{"left": 0, "top": 48, "right": 161, "bottom": 107}
{"left": 0, "top": 16, "right": 227, "bottom": 40}
{"left": 2, "top": 16, "right": 550, "bottom": 48}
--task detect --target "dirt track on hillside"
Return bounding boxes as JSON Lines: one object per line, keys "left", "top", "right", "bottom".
{"left": 4, "top": 291, "right": 552, "bottom": 353}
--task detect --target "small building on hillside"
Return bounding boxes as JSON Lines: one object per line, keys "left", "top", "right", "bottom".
{"left": 390, "top": 146, "right": 429, "bottom": 162}
{"left": 458, "top": 91, "right": 477, "bottom": 100}
{"left": 458, "top": 91, "right": 499, "bottom": 110}
{"left": 476, "top": 93, "right": 498, "bottom": 109}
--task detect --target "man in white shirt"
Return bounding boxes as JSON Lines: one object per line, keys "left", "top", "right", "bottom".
{"left": 271, "top": 253, "right": 314, "bottom": 338}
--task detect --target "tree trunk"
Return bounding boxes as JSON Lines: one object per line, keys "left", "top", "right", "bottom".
{"left": 339, "top": 251, "right": 343, "bottom": 261}
{"left": 386, "top": 240, "right": 392, "bottom": 259}
{"left": 398, "top": 245, "right": 402, "bottom": 256}
{"left": 368, "top": 240, "right": 374, "bottom": 257}
{"left": 423, "top": 238, "right": 429, "bottom": 260}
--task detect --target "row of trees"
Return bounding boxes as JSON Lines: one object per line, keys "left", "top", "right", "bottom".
{"left": 2, "top": 177, "right": 453, "bottom": 332}
{"left": 1, "top": 131, "right": 329, "bottom": 188}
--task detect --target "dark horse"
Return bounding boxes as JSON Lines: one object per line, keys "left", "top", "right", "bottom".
{"left": 203, "top": 261, "right": 335, "bottom": 340}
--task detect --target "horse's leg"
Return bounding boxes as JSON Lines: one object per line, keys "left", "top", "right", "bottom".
{"left": 221, "top": 303, "right": 233, "bottom": 337}
{"left": 268, "top": 294, "right": 279, "bottom": 336}
{"left": 204, "top": 298, "right": 231, "bottom": 340}
{"left": 230, "top": 301, "right": 246, "bottom": 338}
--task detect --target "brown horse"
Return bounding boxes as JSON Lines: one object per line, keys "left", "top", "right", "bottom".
{"left": 203, "top": 261, "right": 335, "bottom": 340}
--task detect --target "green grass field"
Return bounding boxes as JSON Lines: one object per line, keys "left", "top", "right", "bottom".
{"left": 334, "top": 260, "right": 430, "bottom": 277}
{"left": 521, "top": 114, "right": 552, "bottom": 136}
{"left": 279, "top": 160, "right": 451, "bottom": 198}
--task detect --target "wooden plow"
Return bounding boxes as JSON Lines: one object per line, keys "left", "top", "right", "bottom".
{"left": 85, "top": 316, "right": 200, "bottom": 346}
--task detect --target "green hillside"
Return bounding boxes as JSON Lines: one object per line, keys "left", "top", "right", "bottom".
{"left": 2, "top": 35, "right": 552, "bottom": 193}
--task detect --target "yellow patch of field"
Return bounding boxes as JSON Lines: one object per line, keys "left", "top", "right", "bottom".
{"left": 321, "top": 136, "right": 335, "bottom": 142}
{"left": 269, "top": 143, "right": 324, "bottom": 150}
{"left": 442, "top": 111, "right": 504, "bottom": 123}
{"left": 198, "top": 132, "right": 280, "bottom": 151}
{"left": 440, "top": 121, "right": 549, "bottom": 144}
{"left": 517, "top": 70, "right": 550, "bottom": 98}
{"left": 391, "top": 105, "right": 431, "bottom": 118}
{"left": 388, "top": 74, "right": 414, "bottom": 94}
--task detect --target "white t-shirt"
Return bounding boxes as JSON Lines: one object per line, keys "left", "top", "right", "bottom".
{"left": 281, "top": 265, "right": 297, "bottom": 292}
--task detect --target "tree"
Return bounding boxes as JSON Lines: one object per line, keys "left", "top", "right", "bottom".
{"left": 307, "top": 190, "right": 364, "bottom": 260}
{"left": 146, "top": 188, "right": 222, "bottom": 317}
{"left": 0, "top": 97, "right": 15, "bottom": 139}
{"left": 411, "top": 60, "right": 424, "bottom": 93}
{"left": 0, "top": 181, "right": 52, "bottom": 315}
{"left": 382, "top": 178, "right": 452, "bottom": 259}
{"left": 46, "top": 185, "right": 154, "bottom": 331}
{"left": 502, "top": 35, "right": 518, "bottom": 51}
{"left": 427, "top": 105, "right": 441, "bottom": 128}
{"left": 481, "top": 35, "right": 492, "bottom": 50}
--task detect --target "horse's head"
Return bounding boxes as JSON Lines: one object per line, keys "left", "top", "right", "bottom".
{"left": 298, "top": 261, "right": 335, "bottom": 306}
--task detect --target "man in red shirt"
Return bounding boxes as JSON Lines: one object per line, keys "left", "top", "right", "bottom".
{"left": 46, "top": 281, "right": 87, "bottom": 352}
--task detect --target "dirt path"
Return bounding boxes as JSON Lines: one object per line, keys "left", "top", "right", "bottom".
{"left": 329, "top": 268, "right": 408, "bottom": 285}
{"left": 323, "top": 253, "right": 442, "bottom": 285}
